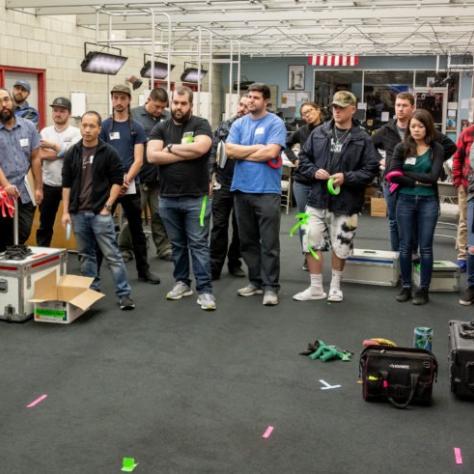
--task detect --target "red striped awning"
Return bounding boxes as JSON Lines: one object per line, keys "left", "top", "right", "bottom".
{"left": 307, "top": 54, "right": 359, "bottom": 67}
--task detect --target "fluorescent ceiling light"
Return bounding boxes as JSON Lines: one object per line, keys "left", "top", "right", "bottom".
{"left": 140, "top": 60, "right": 175, "bottom": 79}
{"left": 180, "top": 68, "right": 208, "bottom": 83}
{"left": 81, "top": 51, "right": 128, "bottom": 75}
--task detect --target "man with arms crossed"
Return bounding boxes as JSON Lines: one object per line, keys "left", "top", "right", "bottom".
{"left": 225, "top": 83, "right": 287, "bottom": 306}
{"left": 147, "top": 86, "right": 216, "bottom": 311}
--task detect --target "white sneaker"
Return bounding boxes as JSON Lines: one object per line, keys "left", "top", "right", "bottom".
{"left": 166, "top": 281, "right": 193, "bottom": 300}
{"left": 238, "top": 284, "right": 264, "bottom": 297}
{"left": 293, "top": 286, "right": 327, "bottom": 301}
{"left": 197, "top": 293, "right": 216, "bottom": 311}
{"left": 327, "top": 287, "right": 343, "bottom": 302}
{"left": 262, "top": 290, "right": 279, "bottom": 306}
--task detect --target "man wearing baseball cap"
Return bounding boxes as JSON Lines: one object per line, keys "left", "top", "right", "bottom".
{"left": 294, "top": 90, "right": 379, "bottom": 303}
{"left": 99, "top": 84, "right": 160, "bottom": 284}
{"left": 36, "top": 96, "right": 81, "bottom": 246}
{"left": 11, "top": 80, "right": 39, "bottom": 126}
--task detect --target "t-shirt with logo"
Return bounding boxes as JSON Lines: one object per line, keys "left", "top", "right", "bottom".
{"left": 78, "top": 146, "right": 97, "bottom": 211}
{"left": 99, "top": 118, "right": 146, "bottom": 172}
{"left": 40, "top": 125, "right": 81, "bottom": 187}
{"left": 227, "top": 112, "right": 287, "bottom": 194}
{"left": 149, "top": 115, "right": 213, "bottom": 197}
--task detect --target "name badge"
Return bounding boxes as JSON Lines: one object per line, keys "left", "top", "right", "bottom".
{"left": 405, "top": 157, "right": 417, "bottom": 166}
{"left": 20, "top": 138, "right": 29, "bottom": 147}
{"left": 255, "top": 127, "right": 265, "bottom": 135}
{"left": 109, "top": 132, "right": 120, "bottom": 140}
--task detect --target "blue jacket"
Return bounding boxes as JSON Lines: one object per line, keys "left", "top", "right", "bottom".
{"left": 298, "top": 119, "right": 379, "bottom": 215}
{"left": 14, "top": 102, "right": 39, "bottom": 126}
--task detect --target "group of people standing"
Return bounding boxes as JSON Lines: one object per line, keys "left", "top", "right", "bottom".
{"left": 0, "top": 80, "right": 472, "bottom": 312}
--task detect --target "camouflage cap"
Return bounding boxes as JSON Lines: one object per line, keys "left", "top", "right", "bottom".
{"left": 331, "top": 91, "right": 357, "bottom": 108}
{"left": 110, "top": 84, "right": 132, "bottom": 97}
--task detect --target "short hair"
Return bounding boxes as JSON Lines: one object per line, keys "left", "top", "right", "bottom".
{"left": 248, "top": 83, "right": 271, "bottom": 100}
{"left": 396, "top": 92, "right": 415, "bottom": 106}
{"left": 173, "top": 86, "right": 193, "bottom": 104}
{"left": 149, "top": 87, "right": 168, "bottom": 104}
{"left": 0, "top": 88, "right": 12, "bottom": 98}
{"left": 81, "top": 110, "right": 102, "bottom": 126}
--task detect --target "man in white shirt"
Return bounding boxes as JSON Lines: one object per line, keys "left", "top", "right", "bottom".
{"left": 37, "top": 97, "right": 81, "bottom": 246}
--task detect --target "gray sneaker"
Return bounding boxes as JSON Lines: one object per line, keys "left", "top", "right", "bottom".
{"left": 237, "top": 284, "right": 264, "bottom": 297}
{"left": 263, "top": 290, "right": 279, "bottom": 306}
{"left": 197, "top": 293, "right": 217, "bottom": 311}
{"left": 166, "top": 281, "right": 193, "bottom": 300}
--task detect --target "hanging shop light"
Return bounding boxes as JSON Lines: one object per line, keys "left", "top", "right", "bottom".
{"left": 180, "top": 63, "right": 208, "bottom": 83}
{"left": 81, "top": 42, "right": 128, "bottom": 75}
{"left": 140, "top": 55, "right": 175, "bottom": 79}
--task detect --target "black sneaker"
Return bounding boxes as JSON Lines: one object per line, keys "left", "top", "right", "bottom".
{"left": 396, "top": 287, "right": 412, "bottom": 302}
{"left": 138, "top": 271, "right": 161, "bottom": 284}
{"left": 119, "top": 296, "right": 135, "bottom": 310}
{"left": 229, "top": 267, "right": 246, "bottom": 278}
{"left": 459, "top": 286, "right": 474, "bottom": 306}
{"left": 412, "top": 288, "right": 429, "bottom": 305}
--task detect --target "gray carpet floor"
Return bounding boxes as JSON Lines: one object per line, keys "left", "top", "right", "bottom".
{"left": 0, "top": 212, "right": 472, "bottom": 474}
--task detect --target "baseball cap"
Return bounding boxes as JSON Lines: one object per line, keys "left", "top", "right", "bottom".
{"left": 13, "top": 80, "right": 31, "bottom": 93}
{"left": 50, "top": 97, "right": 72, "bottom": 112}
{"left": 331, "top": 91, "right": 357, "bottom": 108}
{"left": 110, "top": 84, "right": 131, "bottom": 97}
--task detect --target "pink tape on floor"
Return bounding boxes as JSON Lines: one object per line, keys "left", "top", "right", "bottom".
{"left": 454, "top": 448, "right": 463, "bottom": 464}
{"left": 26, "top": 394, "right": 48, "bottom": 408}
{"left": 262, "top": 426, "right": 274, "bottom": 439}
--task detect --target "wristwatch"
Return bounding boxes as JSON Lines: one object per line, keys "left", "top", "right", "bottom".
{"left": 167, "top": 143, "right": 173, "bottom": 153}
{"left": 104, "top": 203, "right": 113, "bottom": 212}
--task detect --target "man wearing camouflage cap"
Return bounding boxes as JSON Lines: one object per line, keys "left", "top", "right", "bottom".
{"left": 294, "top": 90, "right": 379, "bottom": 303}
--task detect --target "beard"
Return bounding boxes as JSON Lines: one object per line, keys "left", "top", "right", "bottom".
{"left": 0, "top": 108, "right": 13, "bottom": 123}
{"left": 171, "top": 108, "right": 191, "bottom": 124}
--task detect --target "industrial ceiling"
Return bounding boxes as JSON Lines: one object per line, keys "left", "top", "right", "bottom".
{"left": 6, "top": 0, "right": 474, "bottom": 57}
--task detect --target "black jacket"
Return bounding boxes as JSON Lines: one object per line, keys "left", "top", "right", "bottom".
{"left": 372, "top": 119, "right": 457, "bottom": 174}
{"left": 62, "top": 139, "right": 124, "bottom": 214}
{"left": 285, "top": 123, "right": 321, "bottom": 184}
{"left": 298, "top": 120, "right": 379, "bottom": 215}
{"left": 387, "top": 141, "right": 445, "bottom": 194}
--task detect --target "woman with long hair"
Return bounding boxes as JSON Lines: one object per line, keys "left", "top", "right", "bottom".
{"left": 386, "top": 109, "right": 444, "bottom": 305}
{"left": 286, "top": 102, "right": 323, "bottom": 268}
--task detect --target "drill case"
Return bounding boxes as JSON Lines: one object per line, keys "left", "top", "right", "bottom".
{"left": 359, "top": 345, "right": 438, "bottom": 408}
{"left": 449, "top": 320, "right": 474, "bottom": 399}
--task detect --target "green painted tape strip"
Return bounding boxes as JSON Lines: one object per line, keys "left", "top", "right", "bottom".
{"left": 289, "top": 212, "right": 310, "bottom": 237}
{"left": 308, "top": 246, "right": 320, "bottom": 261}
{"left": 327, "top": 178, "right": 341, "bottom": 196}
{"left": 199, "top": 195, "right": 208, "bottom": 227}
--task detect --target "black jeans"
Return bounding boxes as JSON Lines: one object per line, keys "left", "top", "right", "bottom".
{"left": 36, "top": 184, "right": 62, "bottom": 247}
{"left": 210, "top": 186, "right": 242, "bottom": 276}
{"left": 233, "top": 192, "right": 281, "bottom": 291}
{"left": 0, "top": 201, "right": 35, "bottom": 252}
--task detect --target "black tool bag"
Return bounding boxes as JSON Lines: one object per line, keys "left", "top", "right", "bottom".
{"left": 359, "top": 345, "right": 438, "bottom": 409}
{"left": 449, "top": 320, "right": 474, "bottom": 399}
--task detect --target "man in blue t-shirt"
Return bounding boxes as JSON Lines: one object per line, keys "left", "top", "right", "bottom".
{"left": 99, "top": 84, "right": 160, "bottom": 284}
{"left": 226, "top": 83, "right": 287, "bottom": 306}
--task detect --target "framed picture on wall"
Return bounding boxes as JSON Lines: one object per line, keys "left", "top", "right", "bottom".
{"left": 288, "top": 65, "right": 305, "bottom": 90}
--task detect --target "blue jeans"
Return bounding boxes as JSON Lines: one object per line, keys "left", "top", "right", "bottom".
{"left": 396, "top": 194, "right": 439, "bottom": 289}
{"left": 159, "top": 196, "right": 213, "bottom": 294}
{"left": 466, "top": 200, "right": 474, "bottom": 287}
{"left": 71, "top": 211, "right": 132, "bottom": 298}
{"left": 293, "top": 181, "right": 312, "bottom": 248}
{"left": 383, "top": 182, "right": 400, "bottom": 251}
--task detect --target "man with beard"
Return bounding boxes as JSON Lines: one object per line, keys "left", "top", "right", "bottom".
{"left": 99, "top": 84, "right": 160, "bottom": 285}
{"left": 11, "top": 80, "right": 39, "bottom": 126}
{"left": 119, "top": 87, "right": 172, "bottom": 262}
{"left": 36, "top": 97, "right": 81, "bottom": 246}
{"left": 0, "top": 88, "right": 42, "bottom": 251}
{"left": 209, "top": 95, "right": 249, "bottom": 280}
{"left": 147, "top": 86, "right": 215, "bottom": 311}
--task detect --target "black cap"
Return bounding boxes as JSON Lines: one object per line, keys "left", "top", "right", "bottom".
{"left": 50, "top": 97, "right": 72, "bottom": 112}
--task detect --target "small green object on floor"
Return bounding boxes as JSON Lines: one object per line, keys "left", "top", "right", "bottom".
{"left": 121, "top": 457, "right": 138, "bottom": 472}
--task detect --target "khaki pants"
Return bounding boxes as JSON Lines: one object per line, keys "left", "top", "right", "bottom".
{"left": 456, "top": 186, "right": 467, "bottom": 260}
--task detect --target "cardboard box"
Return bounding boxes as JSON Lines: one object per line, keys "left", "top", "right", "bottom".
{"left": 30, "top": 270, "right": 104, "bottom": 324}
{"left": 371, "top": 197, "right": 387, "bottom": 217}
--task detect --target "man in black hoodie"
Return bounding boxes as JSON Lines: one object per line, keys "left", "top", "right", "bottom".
{"left": 61, "top": 111, "right": 135, "bottom": 310}
{"left": 294, "top": 91, "right": 379, "bottom": 303}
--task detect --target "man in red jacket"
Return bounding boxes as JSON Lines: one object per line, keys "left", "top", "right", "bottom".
{"left": 452, "top": 123, "right": 474, "bottom": 272}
